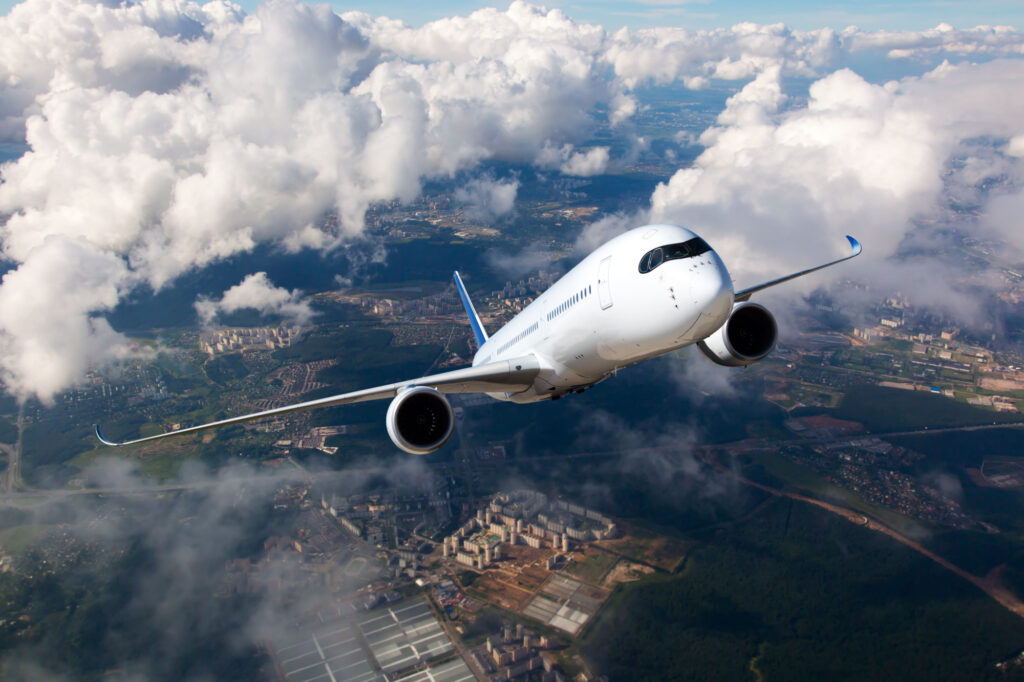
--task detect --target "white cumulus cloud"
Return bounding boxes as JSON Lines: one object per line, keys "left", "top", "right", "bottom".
{"left": 644, "top": 61, "right": 1024, "bottom": 282}
{"left": 0, "top": 236, "right": 136, "bottom": 402}
{"left": 574, "top": 58, "right": 1024, "bottom": 328}
{"left": 536, "top": 142, "right": 611, "bottom": 176}
{"left": 0, "top": 0, "right": 633, "bottom": 400}
{"left": 560, "top": 146, "right": 611, "bottom": 177}
{"left": 455, "top": 175, "right": 519, "bottom": 222}
{"left": 195, "top": 272, "right": 315, "bottom": 327}
{"left": 648, "top": 65, "right": 944, "bottom": 280}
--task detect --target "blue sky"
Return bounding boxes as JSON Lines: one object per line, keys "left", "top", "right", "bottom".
{"left": 2, "top": 0, "right": 1023, "bottom": 31}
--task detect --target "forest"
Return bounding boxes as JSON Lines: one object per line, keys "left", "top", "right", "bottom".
{"left": 583, "top": 497, "right": 1024, "bottom": 681}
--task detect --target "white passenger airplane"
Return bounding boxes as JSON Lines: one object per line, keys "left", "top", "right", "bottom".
{"left": 97, "top": 224, "right": 860, "bottom": 454}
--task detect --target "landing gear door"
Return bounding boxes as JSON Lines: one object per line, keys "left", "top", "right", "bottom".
{"left": 598, "top": 256, "right": 613, "bottom": 310}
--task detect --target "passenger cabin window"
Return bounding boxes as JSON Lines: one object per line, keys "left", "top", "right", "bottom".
{"left": 546, "top": 285, "right": 593, "bottom": 322}
{"left": 638, "top": 237, "right": 711, "bottom": 274}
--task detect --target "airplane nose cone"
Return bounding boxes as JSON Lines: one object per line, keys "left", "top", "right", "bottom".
{"left": 693, "top": 257, "right": 733, "bottom": 318}
{"left": 662, "top": 245, "right": 736, "bottom": 346}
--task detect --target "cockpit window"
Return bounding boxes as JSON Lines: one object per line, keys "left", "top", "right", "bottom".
{"left": 638, "top": 237, "right": 711, "bottom": 273}
{"left": 648, "top": 247, "right": 663, "bottom": 270}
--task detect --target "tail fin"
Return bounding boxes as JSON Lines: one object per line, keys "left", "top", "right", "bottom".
{"left": 453, "top": 271, "right": 488, "bottom": 348}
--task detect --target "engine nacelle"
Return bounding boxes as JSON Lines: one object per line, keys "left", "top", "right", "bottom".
{"left": 385, "top": 386, "right": 455, "bottom": 455}
{"left": 697, "top": 302, "right": 778, "bottom": 367}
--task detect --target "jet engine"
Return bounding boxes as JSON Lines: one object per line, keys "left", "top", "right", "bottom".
{"left": 385, "top": 386, "right": 455, "bottom": 455}
{"left": 697, "top": 302, "right": 777, "bottom": 367}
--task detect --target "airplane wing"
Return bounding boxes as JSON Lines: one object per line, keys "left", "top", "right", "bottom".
{"left": 733, "top": 235, "right": 861, "bottom": 302}
{"left": 95, "top": 355, "right": 540, "bottom": 447}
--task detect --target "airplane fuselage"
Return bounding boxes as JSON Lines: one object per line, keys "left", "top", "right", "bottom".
{"left": 473, "top": 224, "right": 734, "bottom": 402}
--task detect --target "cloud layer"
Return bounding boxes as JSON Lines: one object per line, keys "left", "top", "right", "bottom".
{"left": 0, "top": 0, "right": 1022, "bottom": 399}
{"left": 0, "top": 0, "right": 628, "bottom": 400}
{"left": 579, "top": 58, "right": 1024, "bottom": 326}
{"left": 0, "top": 456, "right": 438, "bottom": 680}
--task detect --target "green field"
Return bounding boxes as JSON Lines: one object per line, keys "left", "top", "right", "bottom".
{"left": 744, "top": 451, "right": 928, "bottom": 536}
{"left": 566, "top": 548, "right": 620, "bottom": 584}
{"left": 835, "top": 385, "right": 1022, "bottom": 431}
{"left": 0, "top": 525, "right": 51, "bottom": 553}
{"left": 204, "top": 353, "right": 250, "bottom": 384}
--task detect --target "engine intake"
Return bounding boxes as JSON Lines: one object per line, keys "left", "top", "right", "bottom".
{"left": 385, "top": 386, "right": 455, "bottom": 455}
{"left": 697, "top": 302, "right": 777, "bottom": 367}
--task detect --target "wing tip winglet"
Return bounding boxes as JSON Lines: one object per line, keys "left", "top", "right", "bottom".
{"left": 94, "top": 425, "right": 119, "bottom": 447}
{"left": 846, "top": 235, "right": 862, "bottom": 256}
